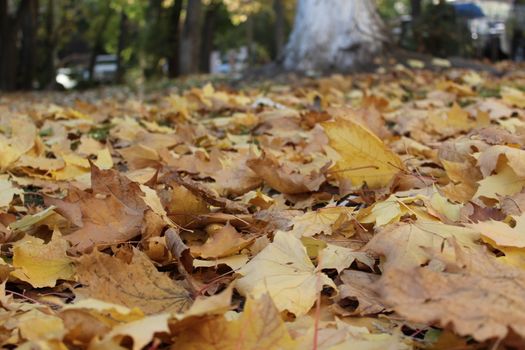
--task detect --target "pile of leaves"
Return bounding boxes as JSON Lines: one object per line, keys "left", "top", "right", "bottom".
{"left": 1, "top": 65, "right": 525, "bottom": 349}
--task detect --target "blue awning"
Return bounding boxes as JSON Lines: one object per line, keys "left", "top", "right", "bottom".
{"left": 452, "top": 3, "right": 485, "bottom": 19}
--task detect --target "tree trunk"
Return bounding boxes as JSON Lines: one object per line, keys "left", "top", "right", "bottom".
{"left": 200, "top": 2, "right": 219, "bottom": 73}
{"left": 167, "top": 0, "right": 183, "bottom": 78}
{"left": 411, "top": 0, "right": 422, "bottom": 18}
{"left": 0, "top": 0, "right": 28, "bottom": 90}
{"left": 42, "top": 0, "right": 56, "bottom": 89}
{"left": 179, "top": 0, "right": 202, "bottom": 75}
{"left": 273, "top": 0, "right": 285, "bottom": 60}
{"left": 19, "top": 0, "right": 39, "bottom": 89}
{"left": 116, "top": 10, "right": 128, "bottom": 83}
{"left": 284, "top": 0, "right": 385, "bottom": 72}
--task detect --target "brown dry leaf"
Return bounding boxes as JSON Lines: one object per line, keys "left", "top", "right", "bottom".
{"left": 376, "top": 247, "right": 525, "bottom": 342}
{"left": 477, "top": 145, "right": 525, "bottom": 178}
{"left": 46, "top": 165, "right": 147, "bottom": 252}
{"left": 247, "top": 152, "right": 329, "bottom": 194}
{"left": 501, "top": 190, "right": 525, "bottom": 215}
{"left": 172, "top": 294, "right": 296, "bottom": 350}
{"left": 190, "top": 223, "right": 254, "bottom": 259}
{"left": 322, "top": 118, "right": 404, "bottom": 189}
{"left": 75, "top": 248, "right": 192, "bottom": 315}
{"left": 335, "top": 270, "right": 386, "bottom": 316}
{"left": 365, "top": 223, "right": 480, "bottom": 269}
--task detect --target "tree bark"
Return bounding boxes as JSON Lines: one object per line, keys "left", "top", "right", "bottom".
{"left": 19, "top": 0, "right": 39, "bottom": 89}
{"left": 167, "top": 0, "right": 183, "bottom": 78}
{"left": 200, "top": 2, "right": 219, "bottom": 73}
{"left": 179, "top": 0, "right": 202, "bottom": 75}
{"left": 42, "top": 0, "right": 56, "bottom": 89}
{"left": 0, "top": 0, "right": 28, "bottom": 90}
{"left": 273, "top": 0, "right": 285, "bottom": 60}
{"left": 411, "top": 0, "right": 422, "bottom": 18}
{"left": 284, "top": 0, "right": 385, "bottom": 72}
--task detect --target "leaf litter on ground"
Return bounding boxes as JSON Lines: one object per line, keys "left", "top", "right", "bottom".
{"left": 1, "top": 63, "right": 525, "bottom": 349}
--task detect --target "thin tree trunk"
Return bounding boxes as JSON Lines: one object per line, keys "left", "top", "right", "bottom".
{"left": 284, "top": 0, "right": 385, "bottom": 72}
{"left": 273, "top": 0, "right": 285, "bottom": 60}
{"left": 167, "top": 0, "right": 183, "bottom": 78}
{"left": 20, "top": 0, "right": 39, "bottom": 89}
{"left": 43, "top": 0, "right": 56, "bottom": 89}
{"left": 200, "top": 2, "right": 219, "bottom": 73}
{"left": 116, "top": 10, "right": 128, "bottom": 83}
{"left": 179, "top": 0, "right": 202, "bottom": 75}
{"left": 411, "top": 0, "right": 422, "bottom": 18}
{"left": 0, "top": 0, "right": 27, "bottom": 90}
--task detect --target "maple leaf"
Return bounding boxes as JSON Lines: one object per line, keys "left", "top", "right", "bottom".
{"left": 501, "top": 86, "right": 525, "bottom": 108}
{"left": 335, "top": 270, "right": 386, "bottom": 316}
{"left": 288, "top": 206, "right": 354, "bottom": 237}
{"left": 247, "top": 152, "right": 329, "bottom": 194}
{"left": 75, "top": 248, "right": 192, "bottom": 315}
{"left": 190, "top": 223, "right": 254, "bottom": 259}
{"left": 236, "top": 231, "right": 336, "bottom": 316}
{"left": 365, "top": 222, "right": 480, "bottom": 270}
{"left": 45, "top": 165, "right": 148, "bottom": 252}
{"left": 103, "top": 313, "right": 171, "bottom": 350}
{"left": 477, "top": 145, "right": 525, "bottom": 178}
{"left": 0, "top": 176, "right": 22, "bottom": 208}
{"left": 376, "top": 247, "right": 525, "bottom": 342}
{"left": 0, "top": 119, "right": 36, "bottom": 171}
{"left": 172, "top": 294, "right": 296, "bottom": 349}
{"left": 318, "top": 243, "right": 374, "bottom": 273}
{"left": 10, "top": 234, "right": 74, "bottom": 288}
{"left": 322, "top": 118, "right": 404, "bottom": 189}
{"left": 474, "top": 162, "right": 525, "bottom": 199}
{"left": 468, "top": 214, "right": 525, "bottom": 248}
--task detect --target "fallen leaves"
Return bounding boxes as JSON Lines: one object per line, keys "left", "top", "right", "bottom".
{"left": 322, "top": 118, "right": 404, "bottom": 189}
{"left": 75, "top": 249, "right": 192, "bottom": 315}
{"left": 46, "top": 165, "right": 148, "bottom": 252}
{"left": 3, "top": 65, "right": 525, "bottom": 349}
{"left": 236, "top": 231, "right": 336, "bottom": 316}
{"left": 377, "top": 248, "right": 525, "bottom": 342}
{"left": 11, "top": 234, "right": 74, "bottom": 288}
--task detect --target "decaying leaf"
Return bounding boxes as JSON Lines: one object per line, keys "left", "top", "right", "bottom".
{"left": 46, "top": 165, "right": 147, "bottom": 252}
{"left": 75, "top": 248, "right": 192, "bottom": 314}
{"left": 172, "top": 294, "right": 296, "bottom": 349}
{"left": 377, "top": 247, "right": 525, "bottom": 341}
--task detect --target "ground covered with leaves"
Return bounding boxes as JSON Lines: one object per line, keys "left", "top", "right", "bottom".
{"left": 1, "top": 64, "right": 525, "bottom": 349}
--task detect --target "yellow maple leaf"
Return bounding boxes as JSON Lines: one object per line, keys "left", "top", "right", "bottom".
{"left": 322, "top": 118, "right": 404, "bottom": 189}
{"left": 172, "top": 294, "right": 296, "bottom": 350}
{"left": 236, "top": 231, "right": 336, "bottom": 316}
{"left": 289, "top": 206, "right": 354, "bottom": 237}
{"left": 11, "top": 234, "right": 74, "bottom": 288}
{"left": 501, "top": 86, "right": 525, "bottom": 108}
{"left": 475, "top": 162, "right": 525, "bottom": 199}
{"left": 469, "top": 214, "right": 525, "bottom": 248}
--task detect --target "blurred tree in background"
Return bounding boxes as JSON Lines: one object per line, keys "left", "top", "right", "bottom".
{"left": 1, "top": 0, "right": 516, "bottom": 91}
